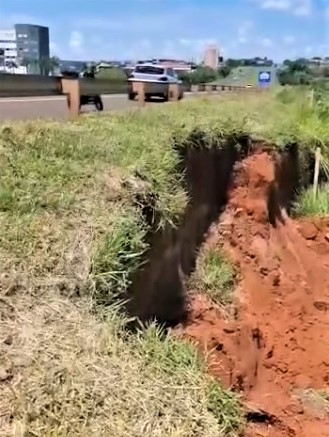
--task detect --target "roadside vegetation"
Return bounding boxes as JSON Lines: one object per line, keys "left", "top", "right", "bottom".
{"left": 293, "top": 185, "right": 329, "bottom": 217}
{"left": 189, "top": 248, "right": 236, "bottom": 307}
{"left": 1, "top": 90, "right": 329, "bottom": 435}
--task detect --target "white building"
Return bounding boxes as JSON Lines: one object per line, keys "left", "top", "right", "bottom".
{"left": 0, "top": 29, "right": 18, "bottom": 72}
{"left": 0, "top": 24, "right": 50, "bottom": 74}
{"left": 204, "top": 45, "right": 220, "bottom": 70}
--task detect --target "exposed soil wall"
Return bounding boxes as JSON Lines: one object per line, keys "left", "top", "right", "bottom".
{"left": 129, "top": 139, "right": 329, "bottom": 435}
{"left": 175, "top": 150, "right": 329, "bottom": 437}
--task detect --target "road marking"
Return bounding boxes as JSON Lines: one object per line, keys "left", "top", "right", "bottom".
{"left": 0, "top": 92, "right": 193, "bottom": 105}
{"left": 0, "top": 96, "right": 65, "bottom": 103}
{"left": 0, "top": 94, "right": 128, "bottom": 103}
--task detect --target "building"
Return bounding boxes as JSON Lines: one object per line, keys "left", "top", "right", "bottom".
{"left": 204, "top": 45, "right": 220, "bottom": 70}
{"left": 135, "top": 58, "right": 197, "bottom": 73}
{"left": 0, "top": 29, "right": 17, "bottom": 70}
{"left": 0, "top": 23, "right": 50, "bottom": 74}
{"left": 59, "top": 60, "right": 87, "bottom": 74}
{"left": 15, "top": 24, "right": 50, "bottom": 71}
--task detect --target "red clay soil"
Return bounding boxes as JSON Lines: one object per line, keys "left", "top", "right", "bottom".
{"left": 176, "top": 151, "right": 329, "bottom": 437}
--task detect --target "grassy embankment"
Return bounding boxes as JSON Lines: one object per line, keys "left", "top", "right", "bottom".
{"left": 288, "top": 85, "right": 329, "bottom": 217}
{"left": 0, "top": 89, "right": 328, "bottom": 436}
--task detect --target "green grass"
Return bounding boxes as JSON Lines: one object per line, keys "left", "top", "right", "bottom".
{"left": 1, "top": 91, "right": 329, "bottom": 436}
{"left": 293, "top": 184, "right": 329, "bottom": 217}
{"left": 190, "top": 248, "right": 236, "bottom": 306}
{"left": 214, "top": 66, "right": 279, "bottom": 87}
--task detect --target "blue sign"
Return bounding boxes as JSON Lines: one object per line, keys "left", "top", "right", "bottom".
{"left": 258, "top": 71, "right": 271, "bottom": 87}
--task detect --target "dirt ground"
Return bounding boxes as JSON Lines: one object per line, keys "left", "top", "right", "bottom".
{"left": 176, "top": 151, "right": 329, "bottom": 436}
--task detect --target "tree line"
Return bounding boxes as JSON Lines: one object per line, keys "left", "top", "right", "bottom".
{"left": 277, "top": 58, "right": 329, "bottom": 86}
{"left": 19, "top": 56, "right": 61, "bottom": 74}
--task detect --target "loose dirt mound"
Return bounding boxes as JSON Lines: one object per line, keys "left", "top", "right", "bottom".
{"left": 176, "top": 151, "right": 329, "bottom": 436}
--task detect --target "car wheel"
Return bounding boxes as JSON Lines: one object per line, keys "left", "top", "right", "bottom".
{"left": 128, "top": 92, "right": 135, "bottom": 101}
{"left": 94, "top": 96, "right": 104, "bottom": 111}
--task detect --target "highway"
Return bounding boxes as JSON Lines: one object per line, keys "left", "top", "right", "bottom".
{"left": 0, "top": 94, "right": 172, "bottom": 121}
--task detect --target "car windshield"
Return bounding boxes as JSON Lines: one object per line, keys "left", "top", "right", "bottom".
{"left": 135, "top": 66, "right": 165, "bottom": 75}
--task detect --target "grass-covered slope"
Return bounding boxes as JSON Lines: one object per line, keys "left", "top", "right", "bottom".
{"left": 0, "top": 90, "right": 328, "bottom": 436}
{"left": 1, "top": 92, "right": 326, "bottom": 301}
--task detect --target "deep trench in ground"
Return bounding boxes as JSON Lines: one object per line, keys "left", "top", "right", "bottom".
{"left": 126, "top": 138, "right": 329, "bottom": 437}
{"left": 127, "top": 138, "right": 312, "bottom": 326}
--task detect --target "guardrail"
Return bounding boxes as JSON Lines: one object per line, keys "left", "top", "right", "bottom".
{"left": 0, "top": 74, "right": 62, "bottom": 97}
{"left": 0, "top": 73, "right": 265, "bottom": 118}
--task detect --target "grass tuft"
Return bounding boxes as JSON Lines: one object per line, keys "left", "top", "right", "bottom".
{"left": 293, "top": 184, "right": 329, "bottom": 217}
{"left": 90, "top": 209, "right": 148, "bottom": 304}
{"left": 190, "top": 248, "right": 236, "bottom": 306}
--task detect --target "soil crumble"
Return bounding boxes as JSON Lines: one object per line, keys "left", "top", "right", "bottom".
{"left": 176, "top": 151, "right": 329, "bottom": 437}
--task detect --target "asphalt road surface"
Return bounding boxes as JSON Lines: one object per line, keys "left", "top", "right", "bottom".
{"left": 0, "top": 93, "right": 192, "bottom": 122}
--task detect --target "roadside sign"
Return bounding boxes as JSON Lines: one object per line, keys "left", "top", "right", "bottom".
{"left": 258, "top": 71, "right": 271, "bottom": 87}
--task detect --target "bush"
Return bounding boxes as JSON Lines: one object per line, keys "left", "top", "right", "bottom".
{"left": 96, "top": 66, "right": 127, "bottom": 80}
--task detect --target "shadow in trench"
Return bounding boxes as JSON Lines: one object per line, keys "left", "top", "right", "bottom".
{"left": 267, "top": 144, "right": 301, "bottom": 227}
{"left": 127, "top": 137, "right": 249, "bottom": 326}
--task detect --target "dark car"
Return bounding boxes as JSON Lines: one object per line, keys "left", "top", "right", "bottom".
{"left": 61, "top": 68, "right": 104, "bottom": 111}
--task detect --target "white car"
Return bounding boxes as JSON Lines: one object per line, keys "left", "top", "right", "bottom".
{"left": 127, "top": 64, "right": 184, "bottom": 101}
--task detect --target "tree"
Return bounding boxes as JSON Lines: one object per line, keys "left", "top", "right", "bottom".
{"left": 277, "top": 58, "right": 313, "bottom": 86}
{"left": 48, "top": 56, "right": 60, "bottom": 74}
{"left": 218, "top": 65, "right": 231, "bottom": 78}
{"left": 188, "top": 66, "right": 217, "bottom": 84}
{"left": 226, "top": 58, "right": 241, "bottom": 68}
{"left": 20, "top": 57, "right": 31, "bottom": 73}
{"left": 29, "top": 58, "right": 39, "bottom": 74}
{"left": 96, "top": 66, "right": 127, "bottom": 80}
{"left": 277, "top": 68, "right": 311, "bottom": 86}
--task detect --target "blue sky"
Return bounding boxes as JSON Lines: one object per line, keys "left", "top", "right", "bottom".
{"left": 0, "top": 0, "right": 327, "bottom": 61}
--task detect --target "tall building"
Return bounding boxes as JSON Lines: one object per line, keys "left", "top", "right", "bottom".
{"left": 0, "top": 23, "right": 50, "bottom": 73}
{"left": 0, "top": 29, "right": 17, "bottom": 70}
{"left": 204, "top": 44, "right": 220, "bottom": 70}
{"left": 15, "top": 24, "right": 50, "bottom": 68}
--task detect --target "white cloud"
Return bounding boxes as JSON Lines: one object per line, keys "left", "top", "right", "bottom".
{"left": 250, "top": 0, "right": 313, "bottom": 16}
{"left": 179, "top": 38, "right": 193, "bottom": 47}
{"left": 49, "top": 41, "right": 60, "bottom": 55}
{"left": 139, "top": 38, "right": 151, "bottom": 49}
{"left": 283, "top": 35, "right": 296, "bottom": 45}
{"left": 259, "top": 37, "right": 274, "bottom": 47}
{"left": 304, "top": 45, "right": 313, "bottom": 55}
{"left": 237, "top": 20, "right": 254, "bottom": 44}
{"left": 69, "top": 31, "right": 84, "bottom": 52}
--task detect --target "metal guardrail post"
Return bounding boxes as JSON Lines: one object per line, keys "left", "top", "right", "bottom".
{"left": 132, "top": 81, "right": 145, "bottom": 107}
{"left": 169, "top": 83, "right": 179, "bottom": 101}
{"left": 61, "top": 78, "right": 80, "bottom": 119}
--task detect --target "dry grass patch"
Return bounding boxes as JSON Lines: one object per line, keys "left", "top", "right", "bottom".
{"left": 0, "top": 294, "right": 244, "bottom": 437}
{"left": 295, "top": 388, "right": 329, "bottom": 419}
